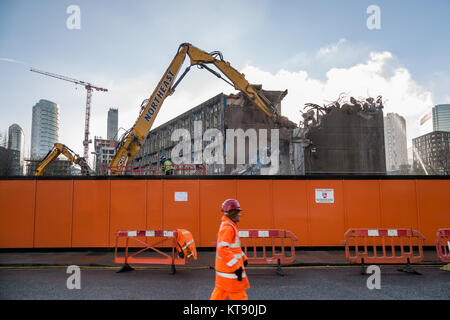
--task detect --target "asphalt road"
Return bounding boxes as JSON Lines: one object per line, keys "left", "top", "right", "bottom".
{"left": 0, "top": 265, "right": 448, "bottom": 300}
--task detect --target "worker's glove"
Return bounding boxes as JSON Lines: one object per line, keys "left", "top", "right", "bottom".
{"left": 244, "top": 260, "right": 248, "bottom": 267}
{"left": 234, "top": 267, "right": 243, "bottom": 281}
{"left": 176, "top": 243, "right": 184, "bottom": 258}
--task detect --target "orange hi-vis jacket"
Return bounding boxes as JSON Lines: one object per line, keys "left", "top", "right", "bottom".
{"left": 214, "top": 216, "right": 249, "bottom": 292}
{"left": 176, "top": 229, "right": 197, "bottom": 261}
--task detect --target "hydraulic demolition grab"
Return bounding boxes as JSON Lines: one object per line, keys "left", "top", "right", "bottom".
{"left": 34, "top": 143, "right": 93, "bottom": 176}
{"left": 109, "top": 43, "right": 280, "bottom": 175}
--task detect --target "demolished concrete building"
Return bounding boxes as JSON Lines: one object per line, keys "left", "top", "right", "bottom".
{"left": 131, "top": 87, "right": 295, "bottom": 175}
{"left": 131, "top": 90, "right": 386, "bottom": 176}
{"left": 292, "top": 96, "right": 387, "bottom": 175}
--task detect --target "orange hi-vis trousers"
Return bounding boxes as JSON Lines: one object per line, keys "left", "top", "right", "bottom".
{"left": 210, "top": 287, "right": 248, "bottom": 300}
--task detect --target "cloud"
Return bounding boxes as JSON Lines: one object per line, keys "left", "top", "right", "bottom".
{"left": 241, "top": 50, "right": 433, "bottom": 146}
{"left": 316, "top": 38, "right": 347, "bottom": 58}
{"left": 0, "top": 57, "right": 28, "bottom": 65}
{"left": 284, "top": 39, "right": 374, "bottom": 79}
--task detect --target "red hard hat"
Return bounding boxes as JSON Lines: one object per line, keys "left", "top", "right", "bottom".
{"left": 221, "top": 199, "right": 242, "bottom": 212}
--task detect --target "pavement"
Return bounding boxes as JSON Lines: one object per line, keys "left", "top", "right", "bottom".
{"left": 0, "top": 247, "right": 444, "bottom": 268}
{"left": 0, "top": 248, "right": 448, "bottom": 300}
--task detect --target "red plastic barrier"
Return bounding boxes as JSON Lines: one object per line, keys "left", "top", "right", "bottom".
{"left": 343, "top": 228, "right": 425, "bottom": 265}
{"left": 239, "top": 229, "right": 298, "bottom": 274}
{"left": 435, "top": 228, "right": 450, "bottom": 263}
{"left": 114, "top": 230, "right": 185, "bottom": 273}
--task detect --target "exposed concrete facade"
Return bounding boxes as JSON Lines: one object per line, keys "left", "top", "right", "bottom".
{"left": 131, "top": 88, "right": 292, "bottom": 175}
{"left": 292, "top": 97, "right": 387, "bottom": 175}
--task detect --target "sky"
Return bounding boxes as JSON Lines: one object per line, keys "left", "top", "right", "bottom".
{"left": 1, "top": 0, "right": 449, "bottom": 166}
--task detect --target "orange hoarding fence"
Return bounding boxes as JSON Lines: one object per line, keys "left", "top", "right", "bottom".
{"left": 435, "top": 228, "right": 450, "bottom": 263}
{"left": 343, "top": 228, "right": 425, "bottom": 275}
{"left": 1, "top": 178, "right": 449, "bottom": 249}
{"left": 239, "top": 229, "right": 298, "bottom": 276}
{"left": 114, "top": 230, "right": 186, "bottom": 274}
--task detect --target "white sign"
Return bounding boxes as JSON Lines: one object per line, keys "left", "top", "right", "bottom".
{"left": 175, "top": 192, "right": 188, "bottom": 202}
{"left": 315, "top": 189, "right": 334, "bottom": 203}
{"left": 258, "top": 231, "right": 269, "bottom": 237}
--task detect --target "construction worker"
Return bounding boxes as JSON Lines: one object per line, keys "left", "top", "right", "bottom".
{"left": 160, "top": 156, "right": 174, "bottom": 175}
{"left": 210, "top": 199, "right": 249, "bottom": 300}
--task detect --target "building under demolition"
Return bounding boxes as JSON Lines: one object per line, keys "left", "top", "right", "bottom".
{"left": 292, "top": 96, "right": 387, "bottom": 175}
{"left": 131, "top": 91, "right": 387, "bottom": 176}
{"left": 131, "top": 87, "right": 295, "bottom": 175}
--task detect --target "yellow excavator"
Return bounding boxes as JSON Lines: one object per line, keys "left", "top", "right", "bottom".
{"left": 109, "top": 43, "right": 280, "bottom": 175}
{"left": 34, "top": 143, "right": 92, "bottom": 176}
{"left": 36, "top": 43, "right": 280, "bottom": 176}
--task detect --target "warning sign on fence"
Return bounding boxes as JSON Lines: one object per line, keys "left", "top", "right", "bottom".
{"left": 175, "top": 192, "right": 188, "bottom": 202}
{"left": 315, "top": 189, "right": 334, "bottom": 203}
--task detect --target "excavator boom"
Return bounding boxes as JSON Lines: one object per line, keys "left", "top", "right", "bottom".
{"left": 34, "top": 143, "right": 92, "bottom": 176}
{"left": 109, "top": 43, "right": 279, "bottom": 174}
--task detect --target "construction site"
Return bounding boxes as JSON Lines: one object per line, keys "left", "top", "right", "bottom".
{"left": 1, "top": 43, "right": 449, "bottom": 303}
{"left": 16, "top": 42, "right": 397, "bottom": 178}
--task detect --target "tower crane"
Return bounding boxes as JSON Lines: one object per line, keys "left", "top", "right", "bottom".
{"left": 30, "top": 67, "right": 108, "bottom": 161}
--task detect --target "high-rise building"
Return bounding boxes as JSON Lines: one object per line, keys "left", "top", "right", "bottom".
{"left": 8, "top": 124, "right": 25, "bottom": 175}
{"left": 31, "top": 99, "right": 59, "bottom": 159}
{"left": 432, "top": 104, "right": 450, "bottom": 132}
{"left": 384, "top": 113, "right": 408, "bottom": 173}
{"left": 94, "top": 137, "right": 118, "bottom": 174}
{"left": 412, "top": 131, "right": 450, "bottom": 175}
{"left": 107, "top": 108, "right": 118, "bottom": 141}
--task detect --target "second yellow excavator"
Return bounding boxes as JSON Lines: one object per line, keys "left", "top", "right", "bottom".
{"left": 34, "top": 143, "right": 93, "bottom": 176}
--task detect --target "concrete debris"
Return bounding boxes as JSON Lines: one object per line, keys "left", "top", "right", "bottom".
{"left": 300, "top": 95, "right": 384, "bottom": 129}
{"left": 292, "top": 94, "right": 386, "bottom": 175}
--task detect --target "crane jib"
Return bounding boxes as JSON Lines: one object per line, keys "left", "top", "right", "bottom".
{"left": 144, "top": 70, "right": 175, "bottom": 122}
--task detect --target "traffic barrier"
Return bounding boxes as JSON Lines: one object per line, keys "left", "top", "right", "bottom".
{"left": 114, "top": 230, "right": 186, "bottom": 274}
{"left": 435, "top": 228, "right": 450, "bottom": 263}
{"left": 343, "top": 228, "right": 425, "bottom": 275}
{"left": 238, "top": 229, "right": 298, "bottom": 276}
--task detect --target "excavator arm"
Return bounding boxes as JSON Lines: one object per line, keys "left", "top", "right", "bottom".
{"left": 109, "top": 43, "right": 280, "bottom": 174}
{"left": 34, "top": 143, "right": 92, "bottom": 176}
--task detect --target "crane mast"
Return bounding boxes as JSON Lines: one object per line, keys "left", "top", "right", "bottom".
{"left": 30, "top": 67, "right": 108, "bottom": 161}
